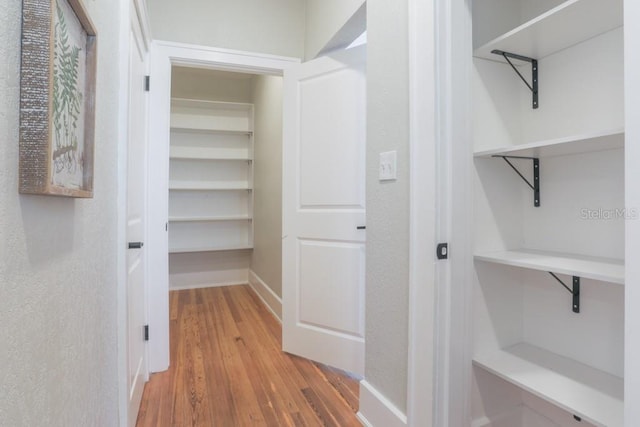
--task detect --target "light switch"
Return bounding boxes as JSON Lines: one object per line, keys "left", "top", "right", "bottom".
{"left": 379, "top": 151, "right": 397, "bottom": 181}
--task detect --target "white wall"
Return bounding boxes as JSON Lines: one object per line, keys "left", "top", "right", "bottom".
{"left": 251, "top": 75, "right": 284, "bottom": 297}
{"left": 171, "top": 67, "right": 253, "bottom": 103}
{"left": 0, "top": 0, "right": 122, "bottom": 424}
{"left": 365, "top": 0, "right": 411, "bottom": 413}
{"left": 147, "top": 0, "right": 306, "bottom": 59}
{"left": 305, "top": 0, "right": 366, "bottom": 60}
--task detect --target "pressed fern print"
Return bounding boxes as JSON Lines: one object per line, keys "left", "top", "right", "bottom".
{"left": 52, "top": 0, "right": 87, "bottom": 189}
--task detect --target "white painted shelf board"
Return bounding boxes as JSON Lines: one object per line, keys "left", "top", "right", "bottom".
{"left": 474, "top": 249, "right": 624, "bottom": 284}
{"left": 474, "top": 0, "right": 623, "bottom": 62}
{"left": 169, "top": 147, "right": 252, "bottom": 161}
{"left": 170, "top": 126, "right": 252, "bottom": 136}
{"left": 169, "top": 216, "right": 252, "bottom": 223}
{"left": 171, "top": 98, "right": 253, "bottom": 112}
{"left": 169, "top": 245, "right": 253, "bottom": 254}
{"left": 169, "top": 181, "right": 252, "bottom": 191}
{"left": 474, "top": 129, "right": 624, "bottom": 158}
{"left": 473, "top": 343, "right": 623, "bottom": 427}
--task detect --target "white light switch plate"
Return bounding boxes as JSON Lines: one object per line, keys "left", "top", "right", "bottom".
{"left": 379, "top": 151, "right": 397, "bottom": 181}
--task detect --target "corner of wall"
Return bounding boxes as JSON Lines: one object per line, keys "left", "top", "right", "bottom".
{"left": 248, "top": 269, "right": 282, "bottom": 322}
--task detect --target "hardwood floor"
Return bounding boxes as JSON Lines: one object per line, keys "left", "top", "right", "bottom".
{"left": 136, "top": 285, "right": 361, "bottom": 427}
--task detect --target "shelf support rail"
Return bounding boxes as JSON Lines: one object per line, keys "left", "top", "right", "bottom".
{"left": 549, "top": 272, "right": 580, "bottom": 313}
{"left": 492, "top": 155, "right": 540, "bottom": 207}
{"left": 491, "top": 50, "right": 538, "bottom": 109}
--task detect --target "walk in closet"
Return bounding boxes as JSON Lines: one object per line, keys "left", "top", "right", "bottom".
{"left": 166, "top": 67, "right": 280, "bottom": 290}
{"left": 469, "top": 0, "right": 624, "bottom": 425}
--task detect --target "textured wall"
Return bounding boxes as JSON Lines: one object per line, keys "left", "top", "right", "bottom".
{"left": 250, "top": 75, "right": 283, "bottom": 296}
{"left": 148, "top": 0, "right": 306, "bottom": 59}
{"left": 365, "top": 0, "right": 411, "bottom": 413}
{"left": 0, "top": 1, "right": 121, "bottom": 425}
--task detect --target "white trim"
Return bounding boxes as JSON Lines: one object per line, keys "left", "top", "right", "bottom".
{"left": 626, "top": 0, "right": 640, "bottom": 425}
{"left": 407, "top": 0, "right": 437, "bottom": 425}
{"left": 248, "top": 270, "right": 283, "bottom": 322}
{"left": 357, "top": 381, "right": 408, "bottom": 427}
{"left": 117, "top": 1, "right": 132, "bottom": 426}
{"left": 147, "top": 41, "right": 298, "bottom": 373}
{"left": 132, "top": 0, "right": 152, "bottom": 51}
{"left": 169, "top": 280, "right": 249, "bottom": 292}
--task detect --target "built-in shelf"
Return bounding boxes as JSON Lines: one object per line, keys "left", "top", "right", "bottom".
{"left": 169, "top": 216, "right": 252, "bottom": 223}
{"left": 170, "top": 146, "right": 252, "bottom": 161}
{"left": 474, "top": 0, "right": 623, "bottom": 62}
{"left": 474, "top": 129, "right": 624, "bottom": 158}
{"left": 171, "top": 98, "right": 253, "bottom": 134}
{"left": 170, "top": 127, "right": 252, "bottom": 136}
{"left": 473, "top": 343, "right": 623, "bottom": 427}
{"left": 169, "top": 245, "right": 253, "bottom": 254}
{"left": 169, "top": 181, "right": 252, "bottom": 191}
{"left": 474, "top": 249, "right": 624, "bottom": 284}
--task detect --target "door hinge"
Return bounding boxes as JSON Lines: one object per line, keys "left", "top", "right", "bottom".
{"left": 436, "top": 243, "right": 448, "bottom": 260}
{"left": 144, "top": 325, "right": 149, "bottom": 341}
{"left": 144, "top": 75, "right": 150, "bottom": 92}
{"left": 165, "top": 222, "right": 168, "bottom": 232}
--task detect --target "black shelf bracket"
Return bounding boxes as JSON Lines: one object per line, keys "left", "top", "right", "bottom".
{"left": 491, "top": 50, "right": 538, "bottom": 109}
{"left": 492, "top": 155, "right": 540, "bottom": 207}
{"left": 549, "top": 272, "right": 580, "bottom": 313}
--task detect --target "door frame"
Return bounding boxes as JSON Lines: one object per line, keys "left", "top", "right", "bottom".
{"left": 117, "top": 0, "right": 152, "bottom": 426}
{"left": 406, "top": 0, "right": 473, "bottom": 425}
{"left": 146, "top": 40, "right": 299, "bottom": 372}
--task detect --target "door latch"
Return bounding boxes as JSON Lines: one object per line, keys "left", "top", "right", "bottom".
{"left": 436, "top": 243, "right": 448, "bottom": 260}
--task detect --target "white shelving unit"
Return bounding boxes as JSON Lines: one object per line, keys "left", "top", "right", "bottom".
{"left": 474, "top": 249, "right": 624, "bottom": 285}
{"left": 474, "top": 0, "right": 623, "bottom": 61}
{"left": 168, "top": 98, "right": 254, "bottom": 254}
{"left": 474, "top": 129, "right": 624, "bottom": 159}
{"left": 473, "top": 343, "right": 623, "bottom": 427}
{"left": 469, "top": 0, "right": 625, "bottom": 425}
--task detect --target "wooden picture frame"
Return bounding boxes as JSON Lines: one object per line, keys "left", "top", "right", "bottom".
{"left": 20, "top": 0, "right": 97, "bottom": 197}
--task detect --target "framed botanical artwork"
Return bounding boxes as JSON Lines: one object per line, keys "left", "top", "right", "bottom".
{"left": 20, "top": 0, "right": 97, "bottom": 197}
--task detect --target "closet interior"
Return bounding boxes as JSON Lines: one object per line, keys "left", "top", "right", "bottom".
{"left": 167, "top": 67, "right": 280, "bottom": 291}
{"left": 470, "top": 0, "right": 625, "bottom": 426}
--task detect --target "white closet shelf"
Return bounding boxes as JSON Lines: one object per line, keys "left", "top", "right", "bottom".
{"left": 171, "top": 98, "right": 253, "bottom": 111}
{"left": 169, "top": 216, "right": 252, "bottom": 222}
{"left": 169, "top": 181, "right": 252, "bottom": 191}
{"left": 169, "top": 149, "right": 253, "bottom": 161}
{"left": 474, "top": 0, "right": 623, "bottom": 62}
{"left": 474, "top": 129, "right": 624, "bottom": 158}
{"left": 170, "top": 126, "right": 252, "bottom": 136}
{"left": 474, "top": 249, "right": 624, "bottom": 284}
{"left": 473, "top": 343, "right": 623, "bottom": 427}
{"left": 169, "top": 245, "right": 253, "bottom": 254}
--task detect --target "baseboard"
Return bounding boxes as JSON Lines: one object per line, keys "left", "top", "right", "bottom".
{"left": 169, "top": 280, "right": 248, "bottom": 291}
{"left": 357, "top": 381, "right": 407, "bottom": 427}
{"left": 248, "top": 270, "right": 282, "bottom": 322}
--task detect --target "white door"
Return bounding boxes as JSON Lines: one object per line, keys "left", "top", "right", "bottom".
{"left": 282, "top": 45, "right": 366, "bottom": 376}
{"left": 126, "top": 8, "right": 149, "bottom": 426}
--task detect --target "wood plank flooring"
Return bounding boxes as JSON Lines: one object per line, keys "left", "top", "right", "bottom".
{"left": 136, "top": 285, "right": 361, "bottom": 427}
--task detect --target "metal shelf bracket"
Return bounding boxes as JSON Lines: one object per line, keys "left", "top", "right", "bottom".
{"left": 549, "top": 272, "right": 580, "bottom": 313}
{"left": 491, "top": 50, "right": 539, "bottom": 109}
{"left": 492, "top": 155, "right": 540, "bottom": 207}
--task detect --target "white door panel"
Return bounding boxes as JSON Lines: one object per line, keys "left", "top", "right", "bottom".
{"left": 298, "top": 240, "right": 365, "bottom": 336}
{"left": 126, "top": 6, "right": 148, "bottom": 425}
{"left": 283, "top": 45, "right": 366, "bottom": 375}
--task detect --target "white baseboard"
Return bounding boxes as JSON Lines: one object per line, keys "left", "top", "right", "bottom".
{"left": 357, "top": 380, "right": 407, "bottom": 427}
{"left": 169, "top": 267, "right": 249, "bottom": 291}
{"left": 169, "top": 280, "right": 248, "bottom": 291}
{"left": 248, "top": 270, "right": 282, "bottom": 322}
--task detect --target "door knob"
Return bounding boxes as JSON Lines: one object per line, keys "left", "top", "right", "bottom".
{"left": 128, "top": 242, "right": 144, "bottom": 249}
{"left": 357, "top": 226, "right": 366, "bottom": 230}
